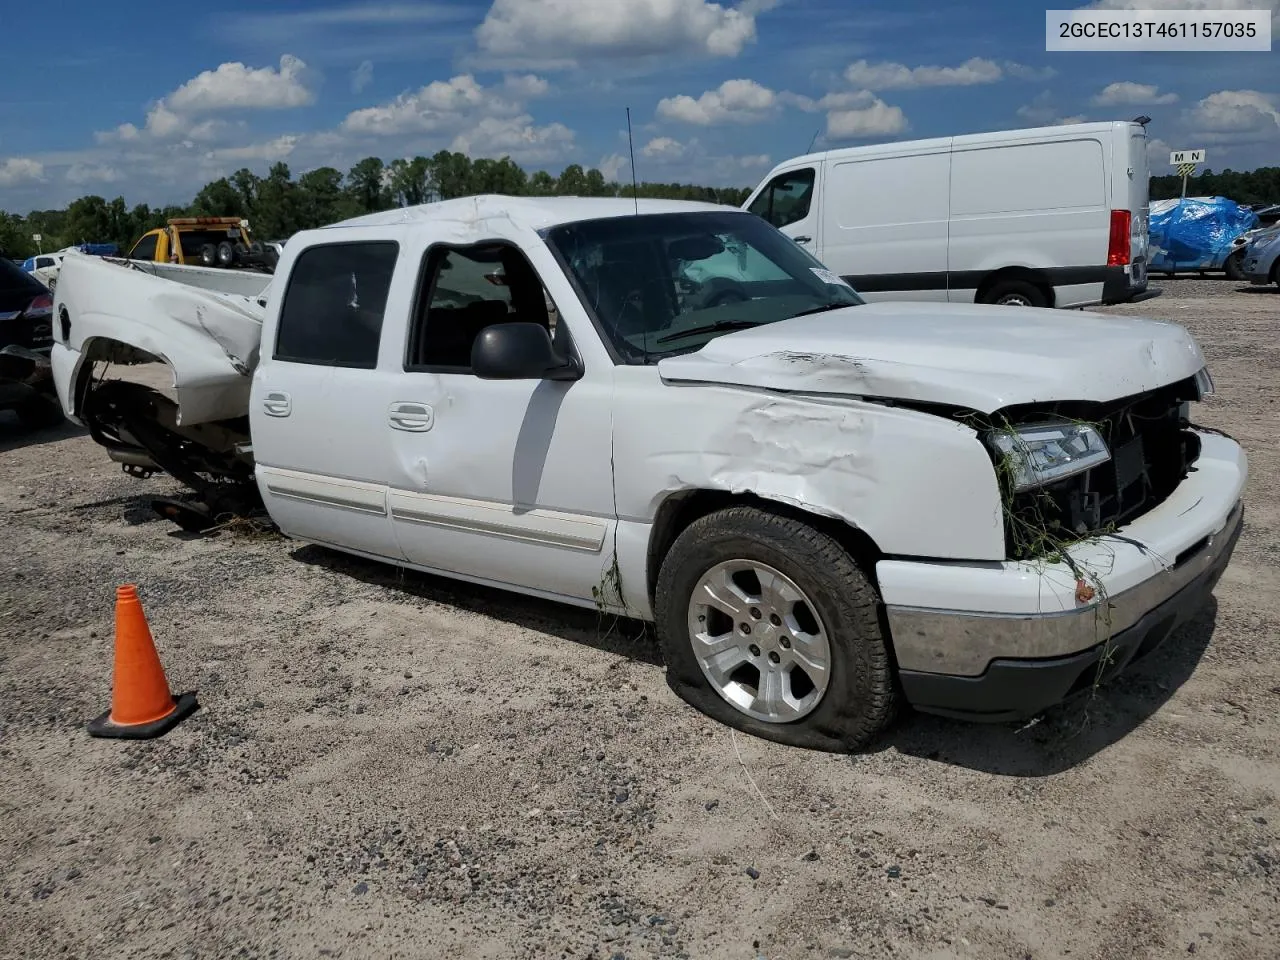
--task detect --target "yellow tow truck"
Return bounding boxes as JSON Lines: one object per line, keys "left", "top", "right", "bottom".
{"left": 125, "top": 217, "right": 278, "bottom": 272}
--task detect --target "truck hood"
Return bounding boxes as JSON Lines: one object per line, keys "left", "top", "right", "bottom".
{"left": 655, "top": 301, "right": 1206, "bottom": 414}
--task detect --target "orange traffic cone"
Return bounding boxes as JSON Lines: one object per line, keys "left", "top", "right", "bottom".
{"left": 87, "top": 585, "right": 199, "bottom": 739}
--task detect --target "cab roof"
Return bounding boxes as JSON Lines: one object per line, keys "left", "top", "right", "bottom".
{"left": 323, "top": 194, "right": 738, "bottom": 233}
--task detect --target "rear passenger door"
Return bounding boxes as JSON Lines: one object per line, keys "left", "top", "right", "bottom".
{"left": 250, "top": 235, "right": 409, "bottom": 561}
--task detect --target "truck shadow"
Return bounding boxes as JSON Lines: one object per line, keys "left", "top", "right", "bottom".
{"left": 883, "top": 598, "right": 1220, "bottom": 777}
{"left": 291, "top": 544, "right": 664, "bottom": 667}
{"left": 0, "top": 414, "right": 85, "bottom": 453}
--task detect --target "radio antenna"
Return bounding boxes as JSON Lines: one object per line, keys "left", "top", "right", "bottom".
{"left": 626, "top": 106, "right": 640, "bottom": 214}
{"left": 806, "top": 126, "right": 821, "bottom": 154}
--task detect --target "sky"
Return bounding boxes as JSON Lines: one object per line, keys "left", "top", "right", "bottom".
{"left": 1, "top": 0, "right": 1277, "bottom": 212}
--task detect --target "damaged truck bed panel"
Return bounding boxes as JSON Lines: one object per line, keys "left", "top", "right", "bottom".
{"left": 54, "top": 252, "right": 267, "bottom": 426}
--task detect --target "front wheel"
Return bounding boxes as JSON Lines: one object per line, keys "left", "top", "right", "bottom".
{"left": 654, "top": 506, "right": 897, "bottom": 752}
{"left": 1224, "top": 250, "right": 1246, "bottom": 281}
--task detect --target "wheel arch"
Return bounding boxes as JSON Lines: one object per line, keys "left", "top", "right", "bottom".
{"left": 645, "top": 489, "right": 885, "bottom": 609}
{"left": 975, "top": 267, "right": 1056, "bottom": 307}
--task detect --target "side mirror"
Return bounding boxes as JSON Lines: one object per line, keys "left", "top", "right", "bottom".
{"left": 471, "top": 322, "right": 582, "bottom": 381}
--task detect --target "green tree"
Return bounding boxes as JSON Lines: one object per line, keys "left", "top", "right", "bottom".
{"left": 555, "top": 164, "right": 588, "bottom": 195}
{"left": 347, "top": 157, "right": 390, "bottom": 213}
{"left": 387, "top": 157, "right": 433, "bottom": 207}
{"left": 430, "top": 151, "right": 474, "bottom": 200}
{"left": 296, "top": 167, "right": 352, "bottom": 228}
{"left": 191, "top": 178, "right": 246, "bottom": 218}
{"left": 254, "top": 163, "right": 299, "bottom": 238}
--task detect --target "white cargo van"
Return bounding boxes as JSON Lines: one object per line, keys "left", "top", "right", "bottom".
{"left": 743, "top": 121, "right": 1156, "bottom": 309}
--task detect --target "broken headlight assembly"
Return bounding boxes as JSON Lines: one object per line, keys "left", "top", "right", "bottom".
{"left": 1194, "top": 365, "right": 1214, "bottom": 399}
{"left": 987, "top": 421, "right": 1111, "bottom": 492}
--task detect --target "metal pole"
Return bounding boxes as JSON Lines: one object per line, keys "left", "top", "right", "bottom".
{"left": 1181, "top": 173, "right": 1188, "bottom": 199}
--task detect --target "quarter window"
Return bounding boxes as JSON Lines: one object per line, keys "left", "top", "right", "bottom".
{"left": 275, "top": 241, "right": 399, "bottom": 368}
{"left": 747, "top": 169, "right": 816, "bottom": 229}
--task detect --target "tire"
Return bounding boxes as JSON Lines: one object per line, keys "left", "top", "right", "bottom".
{"left": 1224, "top": 250, "right": 1245, "bottom": 281}
{"left": 15, "top": 395, "right": 65, "bottom": 430}
{"left": 199, "top": 244, "right": 217, "bottom": 267}
{"left": 216, "top": 241, "right": 235, "bottom": 267}
{"left": 981, "top": 279, "right": 1048, "bottom": 308}
{"left": 654, "top": 506, "right": 897, "bottom": 752}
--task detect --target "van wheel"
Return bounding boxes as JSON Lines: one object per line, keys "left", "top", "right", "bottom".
{"left": 983, "top": 279, "right": 1047, "bottom": 308}
{"left": 654, "top": 506, "right": 897, "bottom": 752}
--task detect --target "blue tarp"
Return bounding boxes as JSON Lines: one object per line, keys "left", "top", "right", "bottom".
{"left": 1148, "top": 196, "right": 1258, "bottom": 272}
{"left": 77, "top": 242, "right": 119, "bottom": 256}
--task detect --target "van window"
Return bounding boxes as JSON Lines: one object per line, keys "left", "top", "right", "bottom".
{"left": 406, "top": 244, "right": 554, "bottom": 371}
{"left": 747, "top": 169, "right": 816, "bottom": 229}
{"left": 950, "top": 139, "right": 1105, "bottom": 217}
{"left": 826, "top": 153, "right": 950, "bottom": 229}
{"left": 129, "top": 233, "right": 158, "bottom": 261}
{"left": 275, "top": 241, "right": 399, "bottom": 368}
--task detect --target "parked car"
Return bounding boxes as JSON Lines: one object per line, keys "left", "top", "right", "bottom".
{"left": 20, "top": 251, "right": 63, "bottom": 289}
{"left": 49, "top": 196, "right": 1245, "bottom": 750}
{"left": 1226, "top": 209, "right": 1280, "bottom": 279}
{"left": 1242, "top": 224, "right": 1280, "bottom": 288}
{"left": 743, "top": 120, "right": 1156, "bottom": 309}
{"left": 0, "top": 256, "right": 62, "bottom": 428}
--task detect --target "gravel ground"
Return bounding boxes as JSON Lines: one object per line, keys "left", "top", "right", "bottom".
{"left": 1, "top": 277, "right": 1277, "bottom": 960}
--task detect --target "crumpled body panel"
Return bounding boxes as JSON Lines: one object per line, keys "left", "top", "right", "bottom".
{"left": 53, "top": 252, "right": 268, "bottom": 425}
{"left": 657, "top": 301, "right": 1207, "bottom": 413}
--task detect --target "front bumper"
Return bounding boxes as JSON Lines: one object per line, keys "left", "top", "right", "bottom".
{"left": 877, "top": 430, "right": 1247, "bottom": 721}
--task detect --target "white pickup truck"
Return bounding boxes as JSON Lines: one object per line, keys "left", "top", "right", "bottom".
{"left": 50, "top": 196, "right": 1247, "bottom": 751}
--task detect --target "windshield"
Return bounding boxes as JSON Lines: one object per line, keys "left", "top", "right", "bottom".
{"left": 543, "top": 211, "right": 863, "bottom": 362}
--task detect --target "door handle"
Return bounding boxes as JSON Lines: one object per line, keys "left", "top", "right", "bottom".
{"left": 262, "top": 390, "right": 291, "bottom": 417}
{"left": 388, "top": 401, "right": 434, "bottom": 432}
{"left": 793, "top": 235, "right": 812, "bottom": 244}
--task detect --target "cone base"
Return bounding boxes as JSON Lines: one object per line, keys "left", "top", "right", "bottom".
{"left": 87, "top": 691, "right": 199, "bottom": 740}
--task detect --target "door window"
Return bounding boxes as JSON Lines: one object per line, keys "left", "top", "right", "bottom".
{"left": 406, "top": 244, "right": 555, "bottom": 371}
{"left": 274, "top": 241, "right": 399, "bottom": 369}
{"left": 129, "top": 233, "right": 158, "bottom": 261}
{"left": 747, "top": 169, "right": 816, "bottom": 229}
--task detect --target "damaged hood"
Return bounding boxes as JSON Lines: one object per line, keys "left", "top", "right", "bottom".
{"left": 656, "top": 301, "right": 1206, "bottom": 413}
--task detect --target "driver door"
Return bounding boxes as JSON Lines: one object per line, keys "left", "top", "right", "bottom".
{"left": 746, "top": 167, "right": 822, "bottom": 257}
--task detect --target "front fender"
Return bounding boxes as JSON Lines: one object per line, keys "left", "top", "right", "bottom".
{"left": 612, "top": 373, "right": 1007, "bottom": 563}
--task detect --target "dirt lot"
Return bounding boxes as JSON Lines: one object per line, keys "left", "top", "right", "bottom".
{"left": 1, "top": 277, "right": 1277, "bottom": 960}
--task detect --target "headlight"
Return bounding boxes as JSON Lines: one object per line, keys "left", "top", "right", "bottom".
{"left": 988, "top": 421, "right": 1111, "bottom": 492}
{"left": 1194, "top": 366, "right": 1214, "bottom": 398}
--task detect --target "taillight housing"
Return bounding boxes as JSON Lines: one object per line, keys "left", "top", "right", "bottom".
{"left": 1108, "top": 209, "right": 1132, "bottom": 266}
{"left": 23, "top": 293, "right": 53, "bottom": 319}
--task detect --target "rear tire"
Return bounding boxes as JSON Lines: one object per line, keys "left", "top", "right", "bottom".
{"left": 199, "top": 244, "right": 217, "bottom": 267}
{"left": 981, "top": 279, "right": 1048, "bottom": 308}
{"left": 216, "top": 241, "right": 235, "bottom": 267}
{"left": 654, "top": 506, "right": 897, "bottom": 752}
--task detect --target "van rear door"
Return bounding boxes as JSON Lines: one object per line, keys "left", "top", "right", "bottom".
{"left": 1126, "top": 124, "right": 1151, "bottom": 280}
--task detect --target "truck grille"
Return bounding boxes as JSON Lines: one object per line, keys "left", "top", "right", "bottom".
{"left": 1003, "top": 376, "right": 1202, "bottom": 560}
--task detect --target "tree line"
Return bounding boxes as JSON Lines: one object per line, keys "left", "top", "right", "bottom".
{"left": 0, "top": 151, "right": 755, "bottom": 260}
{"left": 1150, "top": 166, "right": 1280, "bottom": 206}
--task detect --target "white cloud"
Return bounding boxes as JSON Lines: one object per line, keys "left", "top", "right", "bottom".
{"left": 202, "top": 135, "right": 301, "bottom": 165}
{"left": 1146, "top": 136, "right": 1172, "bottom": 165}
{"left": 65, "top": 162, "right": 122, "bottom": 185}
{"left": 503, "top": 74, "right": 551, "bottom": 98}
{"left": 449, "top": 115, "right": 576, "bottom": 163}
{"left": 843, "top": 57, "right": 1002, "bottom": 91}
{"left": 784, "top": 90, "right": 878, "bottom": 113}
{"left": 167, "top": 54, "right": 315, "bottom": 112}
{"left": 827, "top": 99, "right": 909, "bottom": 139}
{"left": 656, "top": 79, "right": 777, "bottom": 125}
{"left": 1185, "top": 89, "right": 1280, "bottom": 136}
{"left": 0, "top": 157, "right": 44, "bottom": 186}
{"left": 95, "top": 54, "right": 315, "bottom": 145}
{"left": 475, "top": 0, "right": 770, "bottom": 66}
{"left": 735, "top": 153, "right": 770, "bottom": 169}
{"left": 642, "top": 136, "right": 687, "bottom": 159}
{"left": 352, "top": 60, "right": 374, "bottom": 94}
{"left": 598, "top": 153, "right": 630, "bottom": 181}
{"left": 342, "top": 74, "right": 514, "bottom": 135}
{"left": 1004, "top": 61, "right": 1058, "bottom": 82}
{"left": 1093, "top": 82, "right": 1178, "bottom": 106}
{"left": 1017, "top": 92, "right": 1088, "bottom": 126}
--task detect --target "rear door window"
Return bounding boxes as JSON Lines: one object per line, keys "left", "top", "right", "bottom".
{"left": 275, "top": 241, "right": 400, "bottom": 369}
